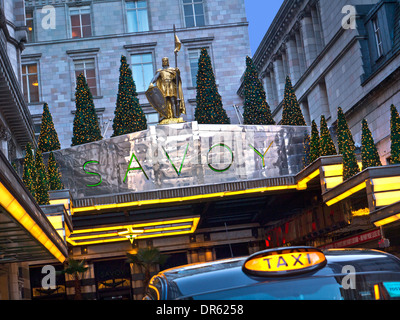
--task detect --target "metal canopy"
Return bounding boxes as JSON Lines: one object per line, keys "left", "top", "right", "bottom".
{"left": 0, "top": 206, "right": 56, "bottom": 263}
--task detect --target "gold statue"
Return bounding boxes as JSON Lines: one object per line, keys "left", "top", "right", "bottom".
{"left": 146, "top": 26, "right": 186, "bottom": 124}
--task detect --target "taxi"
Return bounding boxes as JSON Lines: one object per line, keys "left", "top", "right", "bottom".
{"left": 143, "top": 246, "right": 400, "bottom": 300}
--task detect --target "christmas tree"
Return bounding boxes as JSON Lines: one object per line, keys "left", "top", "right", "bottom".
{"left": 302, "top": 132, "right": 311, "bottom": 168}
{"left": 309, "top": 120, "right": 320, "bottom": 163}
{"left": 390, "top": 104, "right": 400, "bottom": 164}
{"left": 337, "top": 107, "right": 360, "bottom": 180}
{"left": 242, "top": 56, "right": 275, "bottom": 125}
{"left": 194, "top": 48, "right": 230, "bottom": 124}
{"left": 47, "top": 152, "right": 64, "bottom": 191}
{"left": 71, "top": 73, "right": 103, "bottom": 146}
{"left": 281, "top": 75, "right": 306, "bottom": 126}
{"left": 319, "top": 115, "right": 337, "bottom": 156}
{"left": 22, "top": 143, "right": 36, "bottom": 200}
{"left": 35, "top": 149, "right": 49, "bottom": 205}
{"left": 112, "top": 55, "right": 147, "bottom": 137}
{"left": 37, "top": 103, "right": 61, "bottom": 153}
{"left": 361, "top": 119, "right": 382, "bottom": 170}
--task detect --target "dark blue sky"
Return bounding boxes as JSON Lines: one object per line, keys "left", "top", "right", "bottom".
{"left": 244, "top": 0, "right": 285, "bottom": 55}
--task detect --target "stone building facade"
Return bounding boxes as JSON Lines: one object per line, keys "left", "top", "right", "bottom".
{"left": 22, "top": 0, "right": 250, "bottom": 149}
{"left": 1, "top": 0, "right": 68, "bottom": 300}
{"left": 247, "top": 0, "right": 400, "bottom": 165}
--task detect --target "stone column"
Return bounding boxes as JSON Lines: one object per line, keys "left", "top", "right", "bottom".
{"left": 264, "top": 70, "right": 277, "bottom": 108}
{"left": 317, "top": 82, "right": 330, "bottom": 117}
{"left": 284, "top": 34, "right": 301, "bottom": 84}
{"left": 272, "top": 55, "right": 286, "bottom": 103}
{"left": 310, "top": 5, "right": 323, "bottom": 54}
{"left": 294, "top": 25, "right": 306, "bottom": 75}
{"left": 299, "top": 10, "right": 317, "bottom": 67}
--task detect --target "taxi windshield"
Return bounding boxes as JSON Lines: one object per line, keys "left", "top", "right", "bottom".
{"left": 179, "top": 272, "right": 400, "bottom": 300}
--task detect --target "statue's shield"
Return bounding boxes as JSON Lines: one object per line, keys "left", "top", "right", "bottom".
{"left": 146, "top": 86, "right": 168, "bottom": 118}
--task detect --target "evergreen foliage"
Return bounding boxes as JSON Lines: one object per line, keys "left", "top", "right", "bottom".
{"left": 37, "top": 103, "right": 61, "bottom": 153}
{"left": 34, "top": 149, "right": 49, "bottom": 205}
{"left": 242, "top": 56, "right": 275, "bottom": 125}
{"left": 319, "top": 115, "right": 337, "bottom": 156}
{"left": 390, "top": 104, "right": 400, "bottom": 164}
{"left": 309, "top": 120, "right": 320, "bottom": 163}
{"left": 112, "top": 55, "right": 147, "bottom": 137}
{"left": 361, "top": 119, "right": 382, "bottom": 170}
{"left": 22, "top": 143, "right": 36, "bottom": 199}
{"left": 47, "top": 152, "right": 64, "bottom": 191}
{"left": 71, "top": 73, "right": 103, "bottom": 146}
{"left": 337, "top": 107, "right": 360, "bottom": 180}
{"left": 194, "top": 48, "right": 230, "bottom": 124}
{"left": 281, "top": 76, "right": 306, "bottom": 126}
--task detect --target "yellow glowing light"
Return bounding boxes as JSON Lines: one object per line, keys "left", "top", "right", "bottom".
{"left": 0, "top": 182, "right": 66, "bottom": 263}
{"left": 326, "top": 182, "right": 366, "bottom": 206}
{"left": 67, "top": 217, "right": 201, "bottom": 246}
{"left": 374, "top": 191, "right": 400, "bottom": 207}
{"left": 371, "top": 177, "right": 400, "bottom": 192}
{"left": 374, "top": 284, "right": 380, "bottom": 300}
{"left": 322, "top": 164, "right": 343, "bottom": 177}
{"left": 351, "top": 208, "right": 370, "bottom": 217}
{"left": 373, "top": 214, "right": 400, "bottom": 227}
{"left": 325, "top": 176, "right": 343, "bottom": 189}
{"left": 243, "top": 249, "right": 326, "bottom": 275}
{"left": 297, "top": 169, "right": 320, "bottom": 190}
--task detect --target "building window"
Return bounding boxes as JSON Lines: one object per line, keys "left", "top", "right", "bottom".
{"left": 22, "top": 63, "right": 40, "bottom": 103}
{"left": 126, "top": 1, "right": 149, "bottom": 33}
{"left": 183, "top": 0, "right": 205, "bottom": 28}
{"left": 26, "top": 11, "right": 35, "bottom": 42}
{"left": 372, "top": 17, "right": 383, "bottom": 58}
{"left": 188, "top": 48, "right": 209, "bottom": 87}
{"left": 74, "top": 59, "right": 98, "bottom": 96}
{"left": 131, "top": 53, "right": 154, "bottom": 92}
{"left": 70, "top": 7, "right": 92, "bottom": 38}
{"left": 145, "top": 112, "right": 159, "bottom": 126}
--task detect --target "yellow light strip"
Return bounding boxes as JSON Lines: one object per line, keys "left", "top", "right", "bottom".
{"left": 71, "top": 217, "right": 198, "bottom": 234}
{"left": 326, "top": 181, "right": 366, "bottom": 206}
{"left": 324, "top": 176, "right": 343, "bottom": 189}
{"left": 372, "top": 177, "right": 400, "bottom": 192}
{"left": 373, "top": 214, "right": 400, "bottom": 227}
{"left": 69, "top": 224, "right": 193, "bottom": 241}
{"left": 322, "top": 164, "right": 343, "bottom": 177}
{"left": 374, "top": 191, "right": 400, "bottom": 207}
{"left": 72, "top": 185, "right": 300, "bottom": 213}
{"left": 297, "top": 169, "right": 320, "bottom": 190}
{"left": 0, "top": 182, "right": 66, "bottom": 263}
{"left": 67, "top": 217, "right": 200, "bottom": 246}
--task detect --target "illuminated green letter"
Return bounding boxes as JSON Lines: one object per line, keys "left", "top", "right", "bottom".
{"left": 83, "top": 160, "right": 102, "bottom": 187}
{"left": 163, "top": 143, "right": 189, "bottom": 177}
{"left": 124, "top": 152, "right": 149, "bottom": 182}
{"left": 249, "top": 141, "right": 274, "bottom": 168}
{"left": 207, "top": 143, "right": 234, "bottom": 173}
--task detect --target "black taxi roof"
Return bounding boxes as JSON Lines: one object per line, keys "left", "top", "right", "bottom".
{"left": 150, "top": 247, "right": 400, "bottom": 300}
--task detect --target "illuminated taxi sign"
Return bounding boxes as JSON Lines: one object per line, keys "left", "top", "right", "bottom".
{"left": 243, "top": 247, "right": 327, "bottom": 277}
